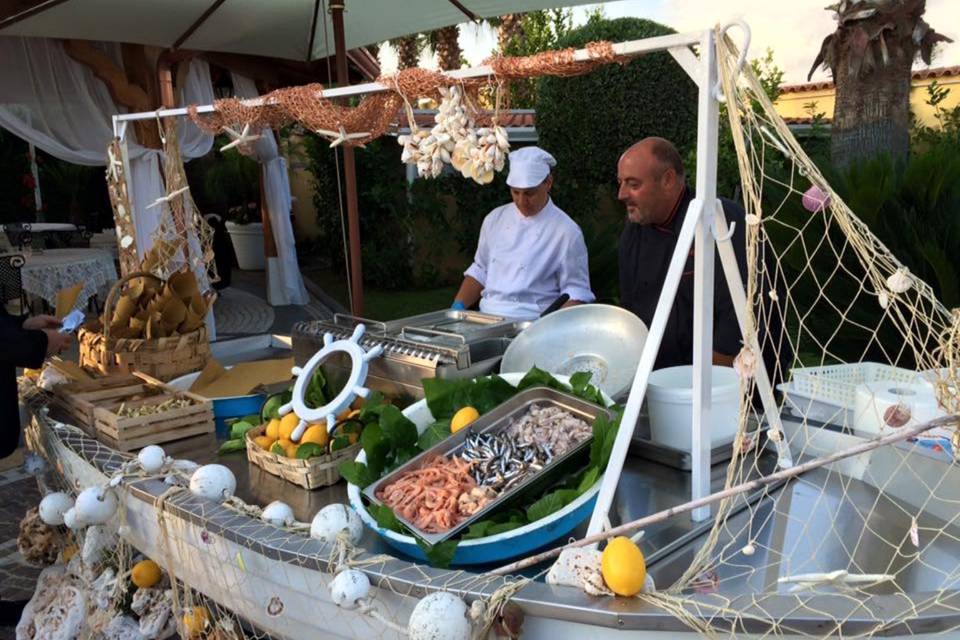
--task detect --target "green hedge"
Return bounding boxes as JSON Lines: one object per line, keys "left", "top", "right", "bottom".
{"left": 535, "top": 17, "right": 698, "bottom": 301}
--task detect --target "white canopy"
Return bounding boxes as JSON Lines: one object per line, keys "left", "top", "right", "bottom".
{"left": 1, "top": 0, "right": 596, "bottom": 62}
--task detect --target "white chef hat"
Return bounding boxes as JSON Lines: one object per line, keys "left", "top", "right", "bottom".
{"left": 506, "top": 146, "right": 557, "bottom": 188}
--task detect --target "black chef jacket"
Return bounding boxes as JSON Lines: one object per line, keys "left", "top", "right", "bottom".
{"left": 0, "top": 308, "right": 47, "bottom": 458}
{"left": 619, "top": 186, "right": 748, "bottom": 370}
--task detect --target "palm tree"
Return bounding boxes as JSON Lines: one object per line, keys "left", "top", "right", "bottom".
{"left": 808, "top": 0, "right": 952, "bottom": 167}
{"left": 430, "top": 25, "right": 463, "bottom": 71}
{"left": 390, "top": 35, "right": 422, "bottom": 70}
{"left": 497, "top": 13, "right": 525, "bottom": 52}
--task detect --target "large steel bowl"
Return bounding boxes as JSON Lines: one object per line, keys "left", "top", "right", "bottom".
{"left": 501, "top": 304, "right": 648, "bottom": 399}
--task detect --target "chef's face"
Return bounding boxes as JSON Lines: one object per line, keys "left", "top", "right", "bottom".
{"left": 510, "top": 174, "right": 552, "bottom": 217}
{"left": 617, "top": 148, "right": 679, "bottom": 225}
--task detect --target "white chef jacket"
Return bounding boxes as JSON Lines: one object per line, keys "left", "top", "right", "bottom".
{"left": 464, "top": 199, "right": 594, "bottom": 320}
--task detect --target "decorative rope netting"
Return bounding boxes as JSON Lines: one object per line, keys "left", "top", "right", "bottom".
{"left": 186, "top": 42, "right": 621, "bottom": 145}
{"left": 641, "top": 28, "right": 960, "bottom": 638}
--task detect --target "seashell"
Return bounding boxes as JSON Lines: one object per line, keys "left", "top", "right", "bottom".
{"left": 495, "top": 128, "right": 509, "bottom": 148}
{"left": 878, "top": 292, "right": 889, "bottom": 309}
{"left": 886, "top": 268, "right": 912, "bottom": 294}
{"left": 120, "top": 235, "right": 134, "bottom": 249}
{"left": 745, "top": 214, "right": 761, "bottom": 226}
{"left": 802, "top": 184, "right": 831, "bottom": 212}
{"left": 883, "top": 404, "right": 911, "bottom": 428}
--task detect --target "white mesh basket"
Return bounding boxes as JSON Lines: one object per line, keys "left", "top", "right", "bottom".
{"left": 790, "top": 363, "right": 923, "bottom": 408}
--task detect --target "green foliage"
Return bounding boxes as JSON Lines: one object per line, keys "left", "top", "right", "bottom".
{"left": 538, "top": 18, "right": 697, "bottom": 208}
{"left": 202, "top": 137, "right": 260, "bottom": 221}
{"left": 501, "top": 9, "right": 575, "bottom": 108}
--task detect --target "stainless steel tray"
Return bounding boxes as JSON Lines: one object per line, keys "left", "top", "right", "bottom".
{"left": 363, "top": 386, "right": 615, "bottom": 545}
{"left": 628, "top": 413, "right": 763, "bottom": 470}
{"left": 387, "top": 309, "right": 519, "bottom": 343}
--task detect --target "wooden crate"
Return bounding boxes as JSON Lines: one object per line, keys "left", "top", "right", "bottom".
{"left": 51, "top": 373, "right": 154, "bottom": 435}
{"left": 90, "top": 372, "right": 214, "bottom": 452}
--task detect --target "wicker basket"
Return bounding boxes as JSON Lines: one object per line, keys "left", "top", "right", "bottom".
{"left": 245, "top": 426, "right": 361, "bottom": 490}
{"left": 79, "top": 272, "right": 210, "bottom": 381}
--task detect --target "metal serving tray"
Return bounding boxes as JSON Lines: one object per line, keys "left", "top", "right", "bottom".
{"left": 386, "top": 309, "right": 519, "bottom": 343}
{"left": 363, "top": 386, "right": 616, "bottom": 545}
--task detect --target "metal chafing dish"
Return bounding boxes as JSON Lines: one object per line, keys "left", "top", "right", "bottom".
{"left": 292, "top": 310, "right": 523, "bottom": 404}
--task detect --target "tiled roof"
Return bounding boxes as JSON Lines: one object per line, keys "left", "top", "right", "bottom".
{"left": 780, "top": 65, "right": 960, "bottom": 94}
{"left": 393, "top": 110, "right": 536, "bottom": 132}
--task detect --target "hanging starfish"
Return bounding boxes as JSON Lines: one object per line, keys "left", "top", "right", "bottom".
{"left": 315, "top": 125, "right": 369, "bottom": 148}
{"left": 777, "top": 570, "right": 895, "bottom": 593}
{"left": 220, "top": 123, "right": 262, "bottom": 152}
{"left": 106, "top": 147, "right": 124, "bottom": 183}
{"left": 146, "top": 186, "right": 190, "bottom": 210}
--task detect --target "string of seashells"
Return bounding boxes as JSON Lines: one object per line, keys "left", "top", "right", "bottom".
{"left": 397, "top": 85, "right": 509, "bottom": 184}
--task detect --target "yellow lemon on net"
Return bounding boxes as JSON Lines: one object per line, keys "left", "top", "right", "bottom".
{"left": 279, "top": 413, "right": 300, "bottom": 441}
{"left": 181, "top": 606, "right": 210, "bottom": 638}
{"left": 254, "top": 435, "right": 275, "bottom": 450}
{"left": 131, "top": 559, "right": 162, "bottom": 588}
{"left": 600, "top": 536, "right": 647, "bottom": 597}
{"left": 265, "top": 419, "right": 281, "bottom": 440}
{"left": 300, "top": 424, "right": 329, "bottom": 448}
{"left": 451, "top": 406, "right": 480, "bottom": 433}
{"left": 62, "top": 544, "right": 78, "bottom": 562}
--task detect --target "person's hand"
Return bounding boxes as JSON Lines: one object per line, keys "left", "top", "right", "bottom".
{"left": 23, "top": 315, "right": 61, "bottom": 331}
{"left": 451, "top": 300, "right": 466, "bottom": 311}
{"left": 43, "top": 329, "right": 73, "bottom": 357}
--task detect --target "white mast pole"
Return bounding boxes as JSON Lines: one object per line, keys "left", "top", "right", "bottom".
{"left": 690, "top": 28, "right": 720, "bottom": 522}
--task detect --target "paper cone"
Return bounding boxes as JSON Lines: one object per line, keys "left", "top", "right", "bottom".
{"left": 160, "top": 295, "right": 187, "bottom": 328}
{"left": 129, "top": 316, "right": 146, "bottom": 337}
{"left": 111, "top": 294, "right": 138, "bottom": 326}
{"left": 145, "top": 312, "right": 166, "bottom": 339}
{"left": 178, "top": 307, "right": 205, "bottom": 333}
{"left": 55, "top": 283, "right": 84, "bottom": 320}
{"left": 126, "top": 277, "right": 146, "bottom": 300}
{"left": 168, "top": 270, "right": 199, "bottom": 301}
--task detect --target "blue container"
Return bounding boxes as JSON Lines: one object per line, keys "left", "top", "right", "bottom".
{"left": 168, "top": 371, "right": 266, "bottom": 438}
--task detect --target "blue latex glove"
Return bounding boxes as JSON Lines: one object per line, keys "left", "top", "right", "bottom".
{"left": 451, "top": 300, "right": 466, "bottom": 311}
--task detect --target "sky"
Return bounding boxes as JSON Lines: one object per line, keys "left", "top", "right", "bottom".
{"left": 379, "top": 0, "right": 960, "bottom": 86}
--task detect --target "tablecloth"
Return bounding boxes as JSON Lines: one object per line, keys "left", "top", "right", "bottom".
{"left": 20, "top": 248, "right": 117, "bottom": 309}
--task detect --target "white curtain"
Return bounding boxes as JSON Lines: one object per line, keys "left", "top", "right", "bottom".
{"left": 0, "top": 37, "right": 215, "bottom": 260}
{"left": 230, "top": 73, "right": 308, "bottom": 306}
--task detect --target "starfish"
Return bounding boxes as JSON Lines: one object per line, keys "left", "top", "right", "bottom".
{"left": 146, "top": 186, "right": 190, "bottom": 210}
{"left": 220, "top": 123, "right": 262, "bottom": 152}
{"left": 106, "top": 147, "right": 123, "bottom": 183}
{"left": 778, "top": 570, "right": 895, "bottom": 593}
{"left": 315, "top": 125, "right": 369, "bottom": 148}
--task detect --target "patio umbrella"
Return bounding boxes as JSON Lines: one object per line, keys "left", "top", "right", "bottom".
{"left": 0, "top": 0, "right": 598, "bottom": 61}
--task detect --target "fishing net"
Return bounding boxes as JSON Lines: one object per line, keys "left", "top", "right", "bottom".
{"left": 634, "top": 29, "right": 960, "bottom": 638}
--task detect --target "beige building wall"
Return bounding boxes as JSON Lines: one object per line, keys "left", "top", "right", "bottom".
{"left": 774, "top": 71, "right": 960, "bottom": 125}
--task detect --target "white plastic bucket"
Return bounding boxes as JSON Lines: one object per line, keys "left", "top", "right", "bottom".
{"left": 646, "top": 365, "right": 741, "bottom": 452}
{"left": 226, "top": 221, "right": 266, "bottom": 271}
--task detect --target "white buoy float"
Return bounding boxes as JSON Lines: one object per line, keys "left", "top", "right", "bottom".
{"left": 137, "top": 445, "right": 166, "bottom": 474}
{"left": 261, "top": 501, "right": 295, "bottom": 527}
{"left": 408, "top": 592, "right": 471, "bottom": 640}
{"left": 189, "top": 464, "right": 236, "bottom": 501}
{"left": 73, "top": 487, "right": 118, "bottom": 525}
{"left": 329, "top": 570, "right": 370, "bottom": 609}
{"left": 38, "top": 492, "right": 73, "bottom": 526}
{"left": 310, "top": 504, "right": 363, "bottom": 545}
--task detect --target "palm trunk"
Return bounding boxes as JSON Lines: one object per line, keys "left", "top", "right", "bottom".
{"left": 832, "top": 47, "right": 913, "bottom": 167}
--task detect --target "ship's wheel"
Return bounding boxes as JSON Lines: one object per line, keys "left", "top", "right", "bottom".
{"left": 279, "top": 324, "right": 383, "bottom": 443}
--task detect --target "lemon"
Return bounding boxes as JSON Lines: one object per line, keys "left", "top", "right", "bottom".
{"left": 336, "top": 408, "right": 360, "bottom": 422}
{"left": 131, "top": 559, "right": 162, "bottom": 588}
{"left": 265, "top": 418, "right": 281, "bottom": 440}
{"left": 451, "top": 406, "right": 480, "bottom": 433}
{"left": 600, "top": 536, "right": 646, "bottom": 596}
{"left": 254, "top": 435, "right": 275, "bottom": 450}
{"left": 181, "top": 606, "right": 210, "bottom": 638}
{"left": 284, "top": 442, "right": 299, "bottom": 458}
{"left": 279, "top": 413, "right": 300, "bottom": 441}
{"left": 300, "top": 424, "right": 330, "bottom": 448}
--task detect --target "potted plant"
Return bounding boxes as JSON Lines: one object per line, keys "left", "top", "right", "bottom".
{"left": 203, "top": 142, "right": 265, "bottom": 270}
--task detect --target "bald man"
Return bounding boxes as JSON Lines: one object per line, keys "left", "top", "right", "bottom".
{"left": 616, "top": 137, "right": 749, "bottom": 369}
